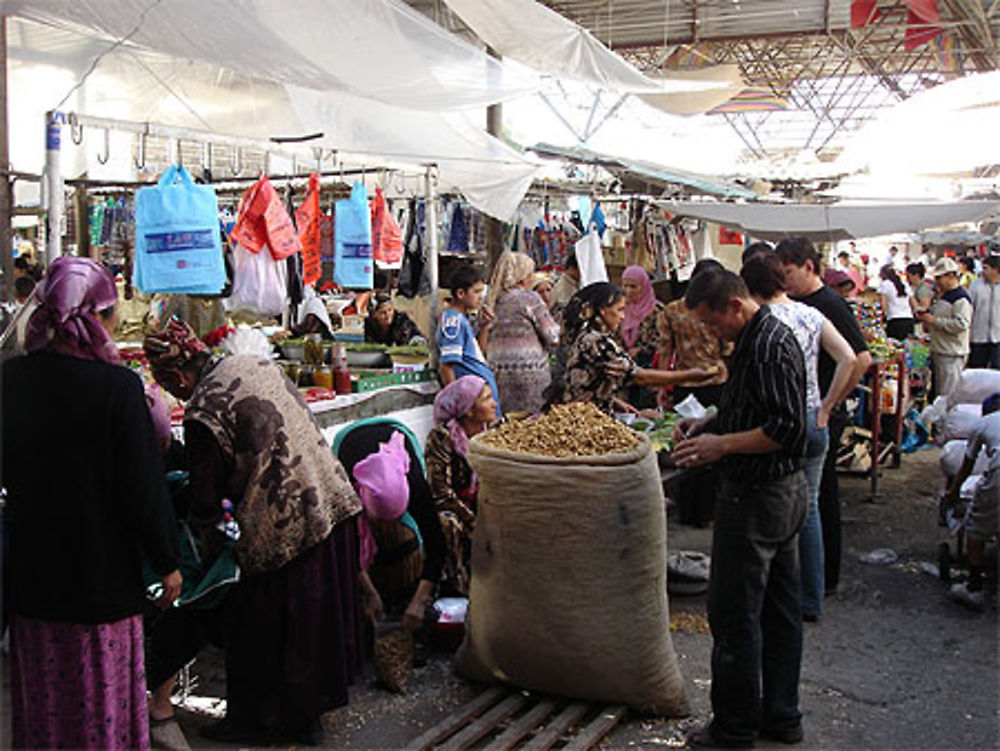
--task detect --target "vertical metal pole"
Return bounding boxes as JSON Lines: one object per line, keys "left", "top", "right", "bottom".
{"left": 0, "top": 16, "right": 14, "bottom": 301}
{"left": 485, "top": 46, "right": 505, "bottom": 273}
{"left": 43, "top": 110, "right": 64, "bottom": 265}
{"left": 425, "top": 164, "right": 439, "bottom": 371}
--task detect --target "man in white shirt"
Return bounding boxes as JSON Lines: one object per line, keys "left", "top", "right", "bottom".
{"left": 968, "top": 255, "right": 1000, "bottom": 369}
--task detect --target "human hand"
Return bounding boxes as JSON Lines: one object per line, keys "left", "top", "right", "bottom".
{"left": 271, "top": 330, "right": 291, "bottom": 341}
{"left": 673, "top": 433, "right": 727, "bottom": 468}
{"left": 685, "top": 366, "right": 719, "bottom": 383}
{"left": 612, "top": 397, "right": 638, "bottom": 415}
{"left": 637, "top": 408, "right": 662, "bottom": 420}
{"left": 817, "top": 404, "right": 832, "bottom": 429}
{"left": 156, "top": 569, "right": 182, "bottom": 610}
{"left": 363, "top": 589, "right": 384, "bottom": 624}
{"left": 403, "top": 596, "right": 428, "bottom": 632}
{"left": 479, "top": 305, "right": 495, "bottom": 327}
{"left": 672, "top": 416, "right": 705, "bottom": 444}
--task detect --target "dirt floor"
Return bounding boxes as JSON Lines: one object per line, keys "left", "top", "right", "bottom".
{"left": 2, "top": 449, "right": 997, "bottom": 750}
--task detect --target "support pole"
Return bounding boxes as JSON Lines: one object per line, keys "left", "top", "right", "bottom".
{"left": 485, "top": 47, "right": 505, "bottom": 272}
{"left": 0, "top": 16, "right": 13, "bottom": 301}
{"left": 43, "top": 110, "right": 64, "bottom": 266}
{"left": 425, "top": 164, "right": 440, "bottom": 372}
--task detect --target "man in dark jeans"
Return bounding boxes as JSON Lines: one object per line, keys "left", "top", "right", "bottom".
{"left": 778, "top": 238, "right": 871, "bottom": 595}
{"left": 673, "top": 269, "right": 808, "bottom": 748}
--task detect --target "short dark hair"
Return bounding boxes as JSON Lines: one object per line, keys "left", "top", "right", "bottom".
{"left": 564, "top": 254, "right": 579, "bottom": 271}
{"left": 14, "top": 275, "right": 35, "bottom": 300}
{"left": 449, "top": 265, "right": 485, "bottom": 296}
{"left": 775, "top": 237, "right": 821, "bottom": 276}
{"left": 983, "top": 255, "right": 1000, "bottom": 272}
{"left": 741, "top": 253, "right": 786, "bottom": 299}
{"left": 982, "top": 392, "right": 1000, "bottom": 415}
{"left": 685, "top": 268, "right": 749, "bottom": 312}
{"left": 906, "top": 262, "right": 926, "bottom": 278}
{"left": 958, "top": 256, "right": 975, "bottom": 271}
{"left": 838, "top": 251, "right": 849, "bottom": 259}
{"left": 741, "top": 241, "right": 773, "bottom": 265}
{"left": 692, "top": 258, "right": 724, "bottom": 278}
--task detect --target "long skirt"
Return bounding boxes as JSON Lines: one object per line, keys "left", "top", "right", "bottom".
{"left": 224, "top": 521, "right": 363, "bottom": 735}
{"left": 10, "top": 613, "right": 150, "bottom": 750}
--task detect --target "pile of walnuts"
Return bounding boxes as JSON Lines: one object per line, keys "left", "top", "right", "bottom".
{"left": 480, "top": 402, "right": 639, "bottom": 457}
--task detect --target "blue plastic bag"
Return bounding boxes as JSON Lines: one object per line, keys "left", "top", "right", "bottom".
{"left": 134, "top": 165, "right": 226, "bottom": 294}
{"left": 334, "top": 181, "right": 373, "bottom": 289}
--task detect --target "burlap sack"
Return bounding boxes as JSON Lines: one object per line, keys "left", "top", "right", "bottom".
{"left": 455, "top": 433, "right": 690, "bottom": 716}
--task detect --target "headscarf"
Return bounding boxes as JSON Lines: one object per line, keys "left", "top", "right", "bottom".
{"left": 143, "top": 317, "right": 208, "bottom": 372}
{"left": 298, "top": 285, "right": 334, "bottom": 335}
{"left": 434, "top": 375, "right": 487, "bottom": 459}
{"left": 24, "top": 256, "right": 120, "bottom": 364}
{"left": 620, "top": 266, "right": 658, "bottom": 348}
{"left": 561, "top": 282, "right": 622, "bottom": 346}
{"left": 486, "top": 251, "right": 535, "bottom": 309}
{"left": 352, "top": 431, "right": 411, "bottom": 570}
{"left": 531, "top": 272, "right": 552, "bottom": 291}
{"left": 145, "top": 383, "right": 173, "bottom": 451}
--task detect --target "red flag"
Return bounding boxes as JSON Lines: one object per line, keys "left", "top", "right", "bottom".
{"left": 295, "top": 173, "right": 322, "bottom": 286}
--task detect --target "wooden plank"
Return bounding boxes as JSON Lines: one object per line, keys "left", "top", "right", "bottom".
{"left": 562, "top": 706, "right": 627, "bottom": 751}
{"left": 438, "top": 693, "right": 529, "bottom": 751}
{"left": 520, "top": 702, "right": 589, "bottom": 751}
{"left": 481, "top": 699, "right": 557, "bottom": 751}
{"left": 403, "top": 687, "right": 508, "bottom": 751}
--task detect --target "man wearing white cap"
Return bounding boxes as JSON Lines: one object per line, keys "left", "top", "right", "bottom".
{"left": 917, "top": 257, "right": 972, "bottom": 397}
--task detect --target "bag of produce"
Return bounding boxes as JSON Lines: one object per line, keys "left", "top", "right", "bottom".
{"left": 942, "top": 403, "right": 982, "bottom": 442}
{"left": 947, "top": 369, "right": 1000, "bottom": 409}
{"left": 455, "top": 403, "right": 690, "bottom": 716}
{"left": 939, "top": 439, "right": 990, "bottom": 478}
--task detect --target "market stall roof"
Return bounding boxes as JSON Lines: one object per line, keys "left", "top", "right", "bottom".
{"left": 530, "top": 1, "right": 999, "bottom": 159}
{"left": 659, "top": 199, "right": 1000, "bottom": 242}
{"left": 529, "top": 143, "right": 756, "bottom": 199}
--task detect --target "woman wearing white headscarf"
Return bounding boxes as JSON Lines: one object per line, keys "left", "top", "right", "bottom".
{"left": 485, "top": 252, "right": 560, "bottom": 414}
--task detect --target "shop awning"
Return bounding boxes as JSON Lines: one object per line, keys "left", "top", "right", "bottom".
{"left": 529, "top": 143, "right": 756, "bottom": 200}
{"left": 658, "top": 200, "right": 1000, "bottom": 242}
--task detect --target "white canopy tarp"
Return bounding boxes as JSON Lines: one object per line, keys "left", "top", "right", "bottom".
{"left": 1, "top": 0, "right": 537, "bottom": 110}
{"left": 6, "top": 16, "right": 542, "bottom": 220}
{"left": 442, "top": 0, "right": 727, "bottom": 95}
{"left": 639, "top": 65, "right": 746, "bottom": 116}
{"left": 660, "top": 200, "right": 1000, "bottom": 242}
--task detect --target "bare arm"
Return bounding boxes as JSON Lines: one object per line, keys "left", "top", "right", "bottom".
{"left": 819, "top": 320, "right": 857, "bottom": 421}
{"left": 632, "top": 366, "right": 712, "bottom": 387}
{"left": 439, "top": 362, "right": 455, "bottom": 385}
{"left": 837, "top": 349, "right": 871, "bottom": 404}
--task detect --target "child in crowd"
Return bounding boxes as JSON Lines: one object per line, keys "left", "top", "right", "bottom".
{"left": 436, "top": 265, "right": 501, "bottom": 416}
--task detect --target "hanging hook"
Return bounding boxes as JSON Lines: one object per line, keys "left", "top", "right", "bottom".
{"left": 134, "top": 131, "right": 147, "bottom": 170}
{"left": 202, "top": 142, "right": 213, "bottom": 171}
{"left": 96, "top": 128, "right": 110, "bottom": 165}
{"left": 230, "top": 147, "right": 243, "bottom": 176}
{"left": 312, "top": 146, "right": 324, "bottom": 174}
{"left": 68, "top": 113, "right": 84, "bottom": 145}
{"left": 393, "top": 169, "right": 406, "bottom": 194}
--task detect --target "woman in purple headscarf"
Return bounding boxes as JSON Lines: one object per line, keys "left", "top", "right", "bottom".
{"left": 424, "top": 375, "right": 497, "bottom": 595}
{"left": 2, "top": 257, "right": 181, "bottom": 750}
{"left": 620, "top": 265, "right": 665, "bottom": 408}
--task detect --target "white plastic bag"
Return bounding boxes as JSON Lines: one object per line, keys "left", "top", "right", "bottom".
{"left": 224, "top": 243, "right": 288, "bottom": 316}
{"left": 939, "top": 439, "right": 991, "bottom": 478}
{"left": 574, "top": 231, "right": 608, "bottom": 287}
{"left": 942, "top": 404, "right": 983, "bottom": 442}
{"left": 220, "top": 325, "right": 273, "bottom": 358}
{"left": 947, "top": 369, "right": 1000, "bottom": 408}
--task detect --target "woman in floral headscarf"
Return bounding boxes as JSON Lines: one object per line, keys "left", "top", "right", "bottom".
{"left": 424, "top": 375, "right": 497, "bottom": 595}
{"left": 559, "top": 282, "right": 713, "bottom": 414}
{"left": 144, "top": 318, "right": 364, "bottom": 745}
{"left": 2, "top": 257, "right": 181, "bottom": 750}
{"left": 486, "top": 251, "right": 560, "bottom": 414}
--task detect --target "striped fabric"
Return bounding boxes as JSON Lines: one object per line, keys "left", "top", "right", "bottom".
{"left": 708, "top": 86, "right": 788, "bottom": 114}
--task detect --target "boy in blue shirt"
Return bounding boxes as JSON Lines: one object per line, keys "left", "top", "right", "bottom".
{"left": 437, "top": 265, "right": 501, "bottom": 416}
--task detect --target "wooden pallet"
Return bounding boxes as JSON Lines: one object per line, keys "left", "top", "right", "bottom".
{"left": 405, "top": 688, "right": 626, "bottom": 751}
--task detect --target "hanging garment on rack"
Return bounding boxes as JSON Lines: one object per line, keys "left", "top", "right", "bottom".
{"left": 574, "top": 231, "right": 608, "bottom": 287}
{"left": 230, "top": 175, "right": 302, "bottom": 261}
{"left": 89, "top": 201, "right": 106, "bottom": 247}
{"left": 590, "top": 203, "right": 607, "bottom": 238}
{"left": 334, "top": 180, "right": 373, "bottom": 289}
{"left": 371, "top": 187, "right": 404, "bottom": 265}
{"left": 446, "top": 202, "right": 469, "bottom": 254}
{"left": 225, "top": 242, "right": 288, "bottom": 316}
{"left": 398, "top": 198, "right": 429, "bottom": 299}
{"left": 294, "top": 173, "right": 323, "bottom": 287}
{"left": 133, "top": 165, "right": 226, "bottom": 294}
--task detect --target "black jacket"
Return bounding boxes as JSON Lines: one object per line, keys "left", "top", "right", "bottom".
{"left": 2, "top": 351, "right": 179, "bottom": 623}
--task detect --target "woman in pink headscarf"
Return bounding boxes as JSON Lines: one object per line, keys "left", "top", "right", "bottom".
{"left": 424, "top": 376, "right": 497, "bottom": 595}
{"left": 619, "top": 266, "right": 666, "bottom": 408}
{"left": 343, "top": 430, "right": 447, "bottom": 632}
{"left": 3, "top": 257, "right": 181, "bottom": 750}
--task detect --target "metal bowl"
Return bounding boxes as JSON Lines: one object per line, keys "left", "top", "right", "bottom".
{"left": 346, "top": 350, "right": 391, "bottom": 368}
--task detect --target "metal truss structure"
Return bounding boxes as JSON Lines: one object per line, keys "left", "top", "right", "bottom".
{"left": 544, "top": 0, "right": 999, "bottom": 160}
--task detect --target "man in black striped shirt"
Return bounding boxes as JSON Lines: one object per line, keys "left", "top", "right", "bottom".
{"left": 673, "top": 269, "right": 808, "bottom": 749}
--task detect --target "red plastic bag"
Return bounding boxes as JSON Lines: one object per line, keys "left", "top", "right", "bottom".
{"left": 371, "top": 187, "right": 403, "bottom": 265}
{"left": 295, "top": 173, "right": 322, "bottom": 286}
{"left": 229, "top": 176, "right": 302, "bottom": 261}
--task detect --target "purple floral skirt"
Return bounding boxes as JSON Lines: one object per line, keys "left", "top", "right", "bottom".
{"left": 10, "top": 613, "right": 150, "bottom": 750}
